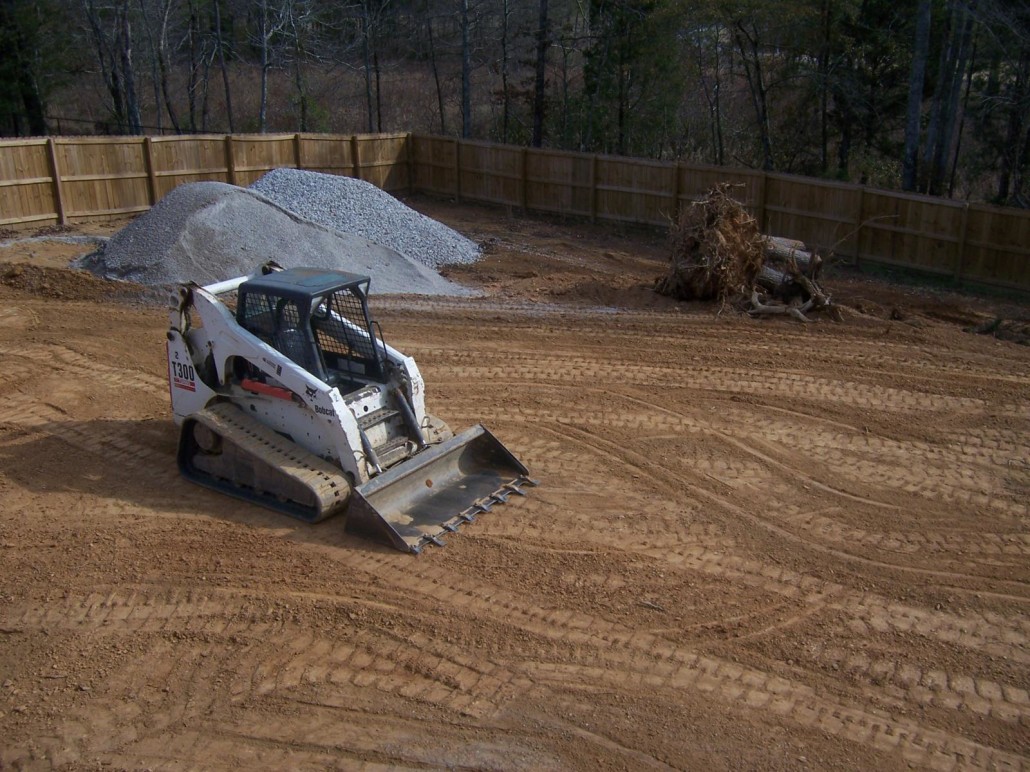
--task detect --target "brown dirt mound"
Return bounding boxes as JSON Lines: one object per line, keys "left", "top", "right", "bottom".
{"left": 0, "top": 263, "right": 153, "bottom": 304}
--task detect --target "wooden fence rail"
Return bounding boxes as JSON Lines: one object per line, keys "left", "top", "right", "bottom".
{"left": 1, "top": 131, "right": 1028, "bottom": 292}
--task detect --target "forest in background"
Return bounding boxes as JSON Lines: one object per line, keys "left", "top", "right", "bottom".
{"left": 1, "top": 0, "right": 1028, "bottom": 207}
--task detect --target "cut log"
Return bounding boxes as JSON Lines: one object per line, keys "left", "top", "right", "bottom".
{"left": 757, "top": 264, "right": 792, "bottom": 292}
{"left": 763, "top": 236, "right": 821, "bottom": 279}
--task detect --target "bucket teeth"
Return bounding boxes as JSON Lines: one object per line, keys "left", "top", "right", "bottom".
{"left": 504, "top": 476, "right": 539, "bottom": 496}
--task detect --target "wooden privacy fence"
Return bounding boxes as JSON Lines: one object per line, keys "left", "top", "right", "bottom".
{"left": 411, "top": 136, "right": 1030, "bottom": 293}
{"left": 0, "top": 132, "right": 411, "bottom": 226}
{"left": 1, "top": 131, "right": 1028, "bottom": 292}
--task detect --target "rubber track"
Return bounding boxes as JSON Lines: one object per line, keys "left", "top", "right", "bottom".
{"left": 184, "top": 402, "right": 351, "bottom": 520}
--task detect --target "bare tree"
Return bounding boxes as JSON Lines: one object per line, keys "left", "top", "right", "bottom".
{"left": 902, "top": 0, "right": 931, "bottom": 190}
{"left": 461, "top": 0, "right": 471, "bottom": 136}
{"left": 531, "top": 0, "right": 548, "bottom": 146}
{"left": 921, "top": 0, "right": 978, "bottom": 195}
{"left": 733, "top": 18, "right": 773, "bottom": 170}
{"left": 212, "top": 0, "right": 234, "bottom": 132}
{"left": 83, "top": 0, "right": 143, "bottom": 133}
{"left": 696, "top": 21, "right": 724, "bottom": 165}
{"left": 137, "top": 0, "right": 182, "bottom": 133}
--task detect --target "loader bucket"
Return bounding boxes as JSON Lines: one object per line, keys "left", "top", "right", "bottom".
{"left": 346, "top": 424, "right": 535, "bottom": 553}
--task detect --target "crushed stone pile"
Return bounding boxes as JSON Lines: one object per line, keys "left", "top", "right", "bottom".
{"left": 249, "top": 169, "right": 481, "bottom": 269}
{"left": 74, "top": 181, "right": 476, "bottom": 295}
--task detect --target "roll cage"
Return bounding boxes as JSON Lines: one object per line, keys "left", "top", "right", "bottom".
{"left": 235, "top": 267, "right": 387, "bottom": 387}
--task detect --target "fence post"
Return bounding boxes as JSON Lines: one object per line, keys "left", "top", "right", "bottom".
{"left": 293, "top": 133, "right": 303, "bottom": 169}
{"left": 45, "top": 137, "right": 66, "bottom": 226}
{"left": 351, "top": 135, "right": 361, "bottom": 179}
{"left": 224, "top": 135, "right": 237, "bottom": 185}
{"left": 670, "top": 162, "right": 682, "bottom": 224}
{"left": 143, "top": 137, "right": 158, "bottom": 206}
{"left": 852, "top": 186, "right": 865, "bottom": 268}
{"left": 453, "top": 139, "right": 462, "bottom": 202}
{"left": 757, "top": 172, "right": 768, "bottom": 233}
{"left": 589, "top": 155, "right": 598, "bottom": 223}
{"left": 955, "top": 202, "right": 970, "bottom": 282}
{"left": 406, "top": 132, "right": 415, "bottom": 194}
{"left": 520, "top": 147, "right": 528, "bottom": 211}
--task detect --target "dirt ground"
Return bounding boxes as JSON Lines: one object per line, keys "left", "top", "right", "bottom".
{"left": 1, "top": 198, "right": 1028, "bottom": 771}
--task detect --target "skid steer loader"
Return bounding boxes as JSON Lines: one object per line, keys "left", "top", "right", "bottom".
{"left": 166, "top": 262, "right": 535, "bottom": 553}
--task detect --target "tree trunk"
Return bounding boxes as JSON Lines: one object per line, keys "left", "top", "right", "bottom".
{"left": 213, "top": 0, "right": 234, "bottom": 133}
{"left": 157, "top": 0, "right": 180, "bottom": 132}
{"left": 259, "top": 0, "right": 269, "bottom": 132}
{"left": 293, "top": 31, "right": 308, "bottom": 132}
{"left": 362, "top": 1, "right": 374, "bottom": 133}
{"left": 117, "top": 2, "right": 142, "bottom": 134}
{"left": 997, "top": 50, "right": 1030, "bottom": 203}
{"left": 500, "top": 0, "right": 510, "bottom": 143}
{"left": 902, "top": 0, "right": 931, "bottom": 191}
{"left": 713, "top": 27, "right": 724, "bottom": 165}
{"left": 426, "top": 15, "right": 445, "bottom": 134}
{"left": 734, "top": 20, "right": 773, "bottom": 170}
{"left": 921, "top": 0, "right": 960, "bottom": 193}
{"left": 200, "top": 47, "right": 212, "bottom": 133}
{"left": 818, "top": 0, "right": 831, "bottom": 173}
{"left": 532, "top": 0, "right": 548, "bottom": 147}
{"left": 374, "top": 49, "right": 382, "bottom": 132}
{"left": 137, "top": 0, "right": 163, "bottom": 133}
{"left": 928, "top": 0, "right": 977, "bottom": 195}
{"left": 83, "top": 0, "right": 125, "bottom": 132}
{"left": 187, "top": 0, "right": 200, "bottom": 132}
{"left": 948, "top": 35, "right": 977, "bottom": 197}
{"left": 461, "top": 0, "right": 471, "bottom": 138}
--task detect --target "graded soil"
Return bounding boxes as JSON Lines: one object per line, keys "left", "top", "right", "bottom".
{"left": 1, "top": 198, "right": 1028, "bottom": 771}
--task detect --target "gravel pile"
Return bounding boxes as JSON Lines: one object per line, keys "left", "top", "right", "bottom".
{"left": 250, "top": 169, "right": 481, "bottom": 269}
{"left": 74, "top": 181, "right": 476, "bottom": 296}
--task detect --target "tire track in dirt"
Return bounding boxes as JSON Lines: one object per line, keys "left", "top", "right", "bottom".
{"left": 3, "top": 585, "right": 529, "bottom": 718}
{"left": 804, "top": 643, "right": 1030, "bottom": 724}
{"left": 322, "top": 549, "right": 1027, "bottom": 769}
{"left": 4, "top": 440, "right": 1025, "bottom": 769}
{"left": 781, "top": 508, "right": 1029, "bottom": 562}
{"left": 4, "top": 596, "right": 531, "bottom": 764}
{"left": 0, "top": 304, "right": 40, "bottom": 330}
{"left": 446, "top": 399, "right": 1030, "bottom": 659}
{"left": 652, "top": 544, "right": 1030, "bottom": 663}
{"left": 341, "top": 546, "right": 1027, "bottom": 768}
{"left": 506, "top": 418, "right": 1030, "bottom": 661}
{"left": 13, "top": 573, "right": 1024, "bottom": 772}
{"left": 469, "top": 387, "right": 1030, "bottom": 597}
{"left": 736, "top": 420, "right": 1029, "bottom": 521}
{"left": 538, "top": 417, "right": 1030, "bottom": 602}
{"left": 2, "top": 581, "right": 560, "bottom": 769}
{"left": 517, "top": 660, "right": 1027, "bottom": 771}
{"left": 0, "top": 394, "right": 180, "bottom": 485}
{"left": 384, "top": 299, "right": 1026, "bottom": 364}
{"left": 1, "top": 342, "right": 168, "bottom": 395}
{"left": 417, "top": 354, "right": 990, "bottom": 414}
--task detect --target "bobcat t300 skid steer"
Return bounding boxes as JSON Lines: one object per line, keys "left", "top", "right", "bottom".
{"left": 166, "top": 262, "right": 535, "bottom": 553}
